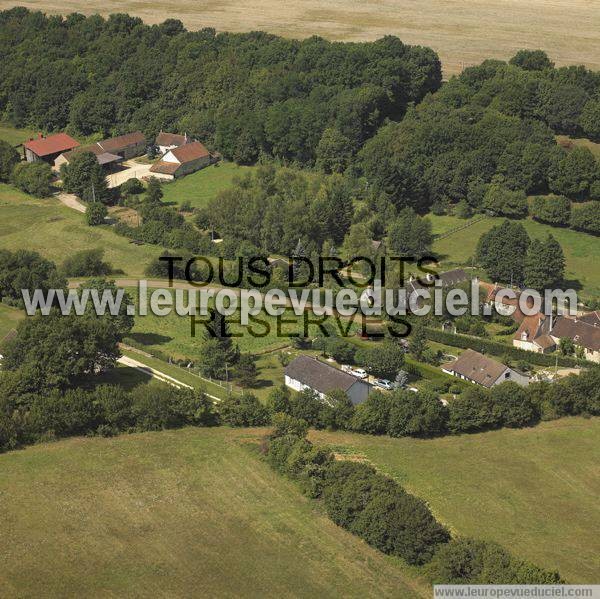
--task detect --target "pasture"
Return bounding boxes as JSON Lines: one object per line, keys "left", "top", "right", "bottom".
{"left": 0, "top": 184, "right": 161, "bottom": 277}
{"left": 0, "top": 302, "right": 24, "bottom": 343}
{"left": 2, "top": 0, "right": 598, "bottom": 76}
{"left": 0, "top": 428, "right": 428, "bottom": 598}
{"left": 161, "top": 162, "right": 254, "bottom": 209}
{"left": 312, "top": 417, "right": 600, "bottom": 584}
{"left": 429, "top": 213, "right": 600, "bottom": 299}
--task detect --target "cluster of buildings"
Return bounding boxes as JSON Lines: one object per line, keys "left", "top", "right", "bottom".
{"left": 486, "top": 285, "right": 600, "bottom": 363}
{"left": 22, "top": 130, "right": 215, "bottom": 180}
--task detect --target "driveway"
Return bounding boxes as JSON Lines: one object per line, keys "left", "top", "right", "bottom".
{"left": 107, "top": 160, "right": 172, "bottom": 188}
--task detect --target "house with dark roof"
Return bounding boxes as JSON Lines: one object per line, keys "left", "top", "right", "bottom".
{"left": 54, "top": 143, "right": 123, "bottom": 170}
{"left": 150, "top": 141, "right": 214, "bottom": 179}
{"left": 98, "top": 131, "right": 146, "bottom": 160}
{"left": 513, "top": 313, "right": 556, "bottom": 354}
{"left": 284, "top": 355, "right": 371, "bottom": 405}
{"left": 406, "top": 268, "right": 469, "bottom": 296}
{"left": 155, "top": 131, "right": 189, "bottom": 155}
{"left": 23, "top": 133, "right": 80, "bottom": 164}
{"left": 442, "top": 349, "right": 530, "bottom": 388}
{"left": 550, "top": 314, "right": 600, "bottom": 363}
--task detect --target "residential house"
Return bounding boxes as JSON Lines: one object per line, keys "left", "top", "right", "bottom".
{"left": 512, "top": 313, "right": 556, "bottom": 354}
{"left": 442, "top": 349, "right": 530, "bottom": 388}
{"left": 149, "top": 141, "right": 214, "bottom": 179}
{"left": 23, "top": 133, "right": 79, "bottom": 164}
{"left": 155, "top": 131, "right": 188, "bottom": 155}
{"left": 284, "top": 355, "right": 371, "bottom": 405}
{"left": 406, "top": 268, "right": 469, "bottom": 296}
{"left": 549, "top": 314, "right": 600, "bottom": 363}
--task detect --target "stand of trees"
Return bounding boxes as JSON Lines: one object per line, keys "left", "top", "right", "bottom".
{"left": 0, "top": 8, "right": 441, "bottom": 167}
{"left": 264, "top": 424, "right": 563, "bottom": 581}
{"left": 359, "top": 53, "right": 600, "bottom": 213}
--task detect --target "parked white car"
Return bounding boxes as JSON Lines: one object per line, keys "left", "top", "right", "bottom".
{"left": 350, "top": 368, "right": 368, "bottom": 379}
{"left": 340, "top": 364, "right": 352, "bottom": 373}
{"left": 373, "top": 378, "right": 393, "bottom": 391}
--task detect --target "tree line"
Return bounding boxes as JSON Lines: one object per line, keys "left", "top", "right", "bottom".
{"left": 0, "top": 8, "right": 440, "bottom": 166}
{"left": 263, "top": 416, "right": 563, "bottom": 583}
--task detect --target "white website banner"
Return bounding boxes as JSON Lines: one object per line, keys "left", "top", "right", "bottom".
{"left": 434, "top": 586, "right": 600, "bottom": 599}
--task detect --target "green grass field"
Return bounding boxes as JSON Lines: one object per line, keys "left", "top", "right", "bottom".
{"left": 161, "top": 162, "right": 254, "bottom": 209}
{"left": 0, "top": 184, "right": 161, "bottom": 276}
{"left": 0, "top": 302, "right": 24, "bottom": 342}
{"left": 312, "top": 417, "right": 600, "bottom": 583}
{"left": 430, "top": 213, "right": 600, "bottom": 298}
{"left": 0, "top": 121, "right": 37, "bottom": 147}
{"left": 0, "top": 428, "right": 428, "bottom": 598}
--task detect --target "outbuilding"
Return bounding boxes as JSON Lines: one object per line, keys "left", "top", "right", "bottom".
{"left": 23, "top": 133, "right": 80, "bottom": 164}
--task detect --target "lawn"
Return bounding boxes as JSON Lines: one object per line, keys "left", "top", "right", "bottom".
{"left": 0, "top": 184, "right": 161, "bottom": 276}
{"left": 0, "top": 428, "right": 428, "bottom": 598}
{"left": 161, "top": 162, "right": 254, "bottom": 209}
{"left": 312, "top": 417, "right": 600, "bottom": 584}
{"left": 429, "top": 213, "right": 600, "bottom": 299}
{"left": 127, "top": 287, "right": 357, "bottom": 358}
{"left": 0, "top": 121, "right": 37, "bottom": 147}
{"left": 0, "top": 302, "right": 24, "bottom": 343}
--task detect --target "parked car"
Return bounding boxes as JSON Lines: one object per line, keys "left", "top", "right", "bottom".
{"left": 373, "top": 378, "right": 393, "bottom": 391}
{"left": 340, "top": 364, "right": 352, "bottom": 373}
{"left": 350, "top": 368, "right": 368, "bottom": 379}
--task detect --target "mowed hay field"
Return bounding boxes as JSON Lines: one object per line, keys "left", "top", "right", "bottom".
{"left": 2, "top": 0, "right": 599, "bottom": 76}
{"left": 161, "top": 162, "right": 254, "bottom": 209}
{"left": 0, "top": 428, "right": 428, "bottom": 598}
{"left": 0, "top": 184, "right": 161, "bottom": 277}
{"left": 311, "top": 417, "right": 600, "bottom": 584}
{"left": 429, "top": 213, "right": 600, "bottom": 299}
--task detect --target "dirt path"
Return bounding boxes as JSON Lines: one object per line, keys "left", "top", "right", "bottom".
{"left": 55, "top": 192, "right": 86, "bottom": 213}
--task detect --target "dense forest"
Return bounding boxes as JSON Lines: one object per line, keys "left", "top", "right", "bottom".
{"left": 361, "top": 54, "right": 600, "bottom": 214}
{"left": 0, "top": 7, "right": 441, "bottom": 165}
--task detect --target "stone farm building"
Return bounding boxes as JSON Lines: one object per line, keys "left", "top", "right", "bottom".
{"left": 442, "top": 349, "right": 530, "bottom": 388}
{"left": 54, "top": 131, "right": 147, "bottom": 169}
{"left": 23, "top": 133, "right": 79, "bottom": 164}
{"left": 284, "top": 355, "right": 371, "bottom": 405}
{"left": 155, "top": 131, "right": 189, "bottom": 155}
{"left": 149, "top": 141, "right": 214, "bottom": 179}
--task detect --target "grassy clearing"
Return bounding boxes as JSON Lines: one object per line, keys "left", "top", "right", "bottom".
{"left": 161, "top": 162, "right": 254, "bottom": 209}
{"left": 429, "top": 213, "right": 600, "bottom": 298}
{"left": 0, "top": 427, "right": 428, "bottom": 598}
{"left": 128, "top": 287, "right": 354, "bottom": 357}
{"left": 0, "top": 302, "right": 24, "bottom": 343}
{"left": 312, "top": 417, "right": 600, "bottom": 583}
{"left": 0, "top": 184, "right": 161, "bottom": 276}
{"left": 556, "top": 135, "right": 600, "bottom": 161}
{"left": 6, "top": 1, "right": 600, "bottom": 77}
{"left": 0, "top": 121, "right": 37, "bottom": 147}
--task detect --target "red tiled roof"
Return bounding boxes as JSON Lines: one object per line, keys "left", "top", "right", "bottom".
{"left": 156, "top": 132, "right": 187, "bottom": 147}
{"left": 170, "top": 141, "right": 210, "bottom": 163}
{"left": 149, "top": 161, "right": 181, "bottom": 175}
{"left": 24, "top": 133, "right": 79, "bottom": 157}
